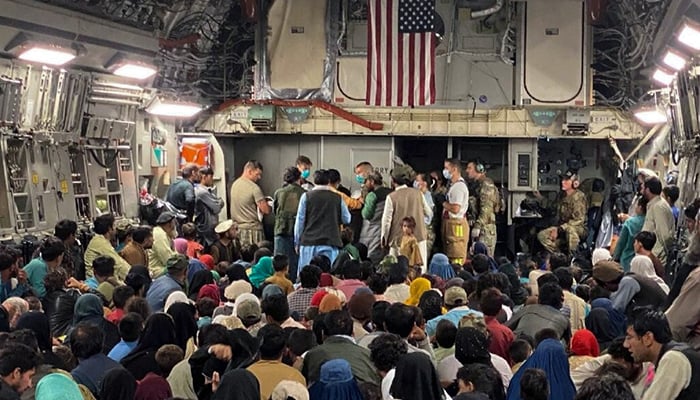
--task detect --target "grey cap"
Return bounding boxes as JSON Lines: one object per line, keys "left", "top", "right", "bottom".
{"left": 156, "top": 211, "right": 176, "bottom": 225}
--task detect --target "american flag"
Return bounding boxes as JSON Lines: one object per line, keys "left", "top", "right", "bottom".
{"left": 366, "top": 0, "right": 436, "bottom": 107}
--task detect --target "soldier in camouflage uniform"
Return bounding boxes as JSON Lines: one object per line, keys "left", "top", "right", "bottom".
{"left": 537, "top": 170, "right": 588, "bottom": 255}
{"left": 466, "top": 161, "right": 499, "bottom": 256}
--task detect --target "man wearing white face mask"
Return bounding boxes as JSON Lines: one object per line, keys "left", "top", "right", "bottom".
{"left": 442, "top": 158, "right": 470, "bottom": 265}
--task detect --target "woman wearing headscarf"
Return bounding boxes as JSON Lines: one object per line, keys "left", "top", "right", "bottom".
{"left": 389, "top": 353, "right": 449, "bottom": 400}
{"left": 249, "top": 256, "right": 274, "bottom": 289}
{"left": 15, "top": 313, "right": 70, "bottom": 400}
{"left": 71, "top": 293, "right": 120, "bottom": 354}
{"left": 309, "top": 359, "right": 363, "bottom": 400}
{"left": 405, "top": 277, "right": 431, "bottom": 306}
{"left": 226, "top": 262, "right": 251, "bottom": 283}
{"left": 584, "top": 297, "right": 626, "bottom": 351}
{"left": 135, "top": 371, "right": 172, "bottom": 400}
{"left": 212, "top": 369, "right": 260, "bottom": 400}
{"left": 630, "top": 255, "right": 669, "bottom": 294}
{"left": 125, "top": 265, "right": 152, "bottom": 297}
{"left": 198, "top": 283, "right": 221, "bottom": 305}
{"left": 173, "top": 238, "right": 188, "bottom": 255}
{"left": 187, "top": 259, "right": 208, "bottom": 287}
{"left": 164, "top": 291, "right": 190, "bottom": 312}
{"left": 121, "top": 313, "right": 178, "bottom": 380}
{"left": 568, "top": 329, "right": 600, "bottom": 371}
{"left": 189, "top": 270, "right": 214, "bottom": 301}
{"left": 497, "top": 262, "right": 528, "bottom": 306}
{"left": 35, "top": 373, "right": 84, "bottom": 400}
{"left": 16, "top": 312, "right": 66, "bottom": 370}
{"left": 167, "top": 302, "right": 198, "bottom": 357}
{"left": 99, "top": 367, "right": 137, "bottom": 400}
{"left": 506, "top": 339, "right": 576, "bottom": 400}
{"left": 199, "top": 254, "right": 216, "bottom": 270}
{"left": 418, "top": 290, "right": 445, "bottom": 322}
{"left": 472, "top": 242, "right": 498, "bottom": 272}
{"left": 430, "top": 253, "right": 456, "bottom": 280}
{"left": 592, "top": 248, "right": 612, "bottom": 265}
{"left": 452, "top": 327, "right": 508, "bottom": 398}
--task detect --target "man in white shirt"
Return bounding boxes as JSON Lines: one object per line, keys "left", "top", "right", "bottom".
{"left": 442, "top": 158, "right": 469, "bottom": 265}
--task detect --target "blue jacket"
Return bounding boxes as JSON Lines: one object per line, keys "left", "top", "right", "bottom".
{"left": 146, "top": 274, "right": 184, "bottom": 312}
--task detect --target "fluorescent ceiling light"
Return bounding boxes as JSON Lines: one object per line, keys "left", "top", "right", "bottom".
{"left": 652, "top": 68, "right": 675, "bottom": 86}
{"left": 113, "top": 63, "right": 157, "bottom": 80}
{"left": 678, "top": 22, "right": 700, "bottom": 50}
{"left": 146, "top": 99, "right": 203, "bottom": 118}
{"left": 634, "top": 109, "right": 667, "bottom": 125}
{"left": 18, "top": 46, "right": 75, "bottom": 66}
{"left": 661, "top": 50, "right": 687, "bottom": 71}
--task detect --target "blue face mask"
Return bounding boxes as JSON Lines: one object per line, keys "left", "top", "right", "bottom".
{"left": 443, "top": 168, "right": 451, "bottom": 180}
{"left": 301, "top": 169, "right": 310, "bottom": 179}
{"left": 355, "top": 175, "right": 365, "bottom": 184}
{"left": 413, "top": 181, "right": 420, "bottom": 189}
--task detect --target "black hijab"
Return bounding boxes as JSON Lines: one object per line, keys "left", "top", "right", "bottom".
{"left": 189, "top": 270, "right": 214, "bottom": 300}
{"left": 167, "top": 302, "right": 198, "bottom": 352}
{"left": 390, "top": 353, "right": 444, "bottom": 400}
{"left": 226, "top": 263, "right": 251, "bottom": 283}
{"left": 15, "top": 312, "right": 66, "bottom": 370}
{"left": 212, "top": 369, "right": 259, "bottom": 400}
{"left": 455, "top": 327, "right": 491, "bottom": 366}
{"left": 126, "top": 265, "right": 152, "bottom": 296}
{"left": 225, "top": 328, "right": 259, "bottom": 371}
{"left": 100, "top": 368, "right": 137, "bottom": 400}
{"left": 123, "top": 313, "right": 177, "bottom": 359}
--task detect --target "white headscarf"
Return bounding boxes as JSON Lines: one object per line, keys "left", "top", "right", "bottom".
{"left": 164, "top": 291, "right": 191, "bottom": 312}
{"left": 630, "top": 255, "right": 669, "bottom": 294}
{"left": 592, "top": 248, "right": 612, "bottom": 266}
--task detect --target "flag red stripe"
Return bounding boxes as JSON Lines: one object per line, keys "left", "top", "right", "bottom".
{"left": 374, "top": 1, "right": 382, "bottom": 106}
{"left": 366, "top": 0, "right": 435, "bottom": 107}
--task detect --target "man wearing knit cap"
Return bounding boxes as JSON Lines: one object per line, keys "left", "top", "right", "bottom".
{"left": 381, "top": 164, "right": 433, "bottom": 272}
{"left": 592, "top": 260, "right": 667, "bottom": 316}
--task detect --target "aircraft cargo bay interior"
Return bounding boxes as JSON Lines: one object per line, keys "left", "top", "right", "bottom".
{"left": 0, "top": 0, "right": 699, "bottom": 399}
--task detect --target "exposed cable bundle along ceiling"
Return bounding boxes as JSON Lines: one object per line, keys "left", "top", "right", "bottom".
{"left": 38, "top": 0, "right": 256, "bottom": 103}
{"left": 592, "top": 0, "right": 671, "bottom": 108}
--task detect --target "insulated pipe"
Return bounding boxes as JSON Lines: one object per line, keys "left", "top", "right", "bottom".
{"left": 471, "top": 0, "right": 504, "bottom": 19}
{"left": 216, "top": 99, "right": 384, "bottom": 131}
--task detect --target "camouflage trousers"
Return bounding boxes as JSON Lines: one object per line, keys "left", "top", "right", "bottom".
{"left": 477, "top": 224, "right": 497, "bottom": 257}
{"left": 238, "top": 228, "right": 265, "bottom": 247}
{"left": 537, "top": 226, "right": 582, "bottom": 255}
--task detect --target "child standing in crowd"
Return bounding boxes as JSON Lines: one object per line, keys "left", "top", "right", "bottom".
{"left": 399, "top": 216, "right": 424, "bottom": 275}
{"left": 182, "top": 223, "right": 203, "bottom": 259}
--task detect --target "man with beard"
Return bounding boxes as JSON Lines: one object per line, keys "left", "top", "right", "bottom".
{"left": 195, "top": 167, "right": 225, "bottom": 248}
{"left": 84, "top": 214, "right": 131, "bottom": 280}
{"left": 0, "top": 343, "right": 40, "bottom": 399}
{"left": 148, "top": 212, "right": 178, "bottom": 279}
{"left": 211, "top": 220, "right": 241, "bottom": 264}
{"left": 120, "top": 226, "right": 154, "bottom": 267}
{"left": 166, "top": 163, "right": 200, "bottom": 222}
